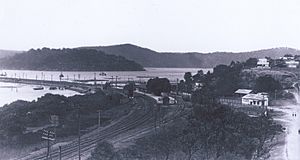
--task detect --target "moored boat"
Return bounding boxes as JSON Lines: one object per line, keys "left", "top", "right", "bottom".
{"left": 33, "top": 87, "right": 44, "bottom": 90}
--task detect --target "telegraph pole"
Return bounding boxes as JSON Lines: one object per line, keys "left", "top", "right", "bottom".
{"left": 47, "top": 130, "right": 50, "bottom": 159}
{"left": 94, "top": 73, "right": 97, "bottom": 85}
{"left": 98, "top": 110, "right": 101, "bottom": 129}
{"left": 42, "top": 129, "right": 55, "bottom": 160}
{"left": 176, "top": 78, "right": 179, "bottom": 95}
{"left": 59, "top": 146, "right": 62, "bottom": 160}
{"left": 115, "top": 76, "right": 118, "bottom": 88}
{"left": 78, "top": 107, "right": 81, "bottom": 160}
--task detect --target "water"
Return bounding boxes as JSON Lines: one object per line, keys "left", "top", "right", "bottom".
{"left": 1, "top": 67, "right": 211, "bottom": 82}
{"left": 0, "top": 68, "right": 211, "bottom": 107}
{"left": 0, "top": 82, "right": 79, "bottom": 107}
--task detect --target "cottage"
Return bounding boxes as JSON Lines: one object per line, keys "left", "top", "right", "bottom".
{"left": 242, "top": 93, "right": 268, "bottom": 106}
{"left": 257, "top": 58, "right": 270, "bottom": 68}
{"left": 281, "top": 54, "right": 294, "bottom": 60}
{"left": 285, "top": 60, "right": 299, "bottom": 68}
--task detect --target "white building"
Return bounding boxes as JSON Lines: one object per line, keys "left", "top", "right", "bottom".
{"left": 285, "top": 60, "right": 299, "bottom": 68}
{"left": 242, "top": 93, "right": 268, "bottom": 106}
{"left": 257, "top": 58, "right": 270, "bottom": 68}
{"left": 281, "top": 55, "right": 294, "bottom": 60}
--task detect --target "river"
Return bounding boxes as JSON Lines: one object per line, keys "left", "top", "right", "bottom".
{"left": 0, "top": 68, "right": 211, "bottom": 107}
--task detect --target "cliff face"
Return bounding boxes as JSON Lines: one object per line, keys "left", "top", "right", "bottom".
{"left": 240, "top": 69, "right": 298, "bottom": 89}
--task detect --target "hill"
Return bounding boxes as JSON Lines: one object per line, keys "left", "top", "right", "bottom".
{"left": 81, "top": 44, "right": 300, "bottom": 68}
{"left": 0, "top": 49, "right": 22, "bottom": 59}
{"left": 0, "top": 48, "right": 144, "bottom": 71}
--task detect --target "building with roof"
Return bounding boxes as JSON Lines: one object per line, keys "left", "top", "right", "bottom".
{"left": 257, "top": 58, "right": 270, "bottom": 68}
{"left": 285, "top": 60, "right": 299, "bottom": 68}
{"left": 242, "top": 93, "right": 268, "bottom": 106}
{"left": 281, "top": 54, "right": 294, "bottom": 60}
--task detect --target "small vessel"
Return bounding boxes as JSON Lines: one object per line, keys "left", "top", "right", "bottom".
{"left": 49, "top": 86, "right": 57, "bottom": 90}
{"left": 0, "top": 72, "right": 7, "bottom": 77}
{"left": 99, "top": 72, "right": 107, "bottom": 76}
{"left": 59, "top": 72, "right": 64, "bottom": 81}
{"left": 33, "top": 87, "right": 44, "bottom": 90}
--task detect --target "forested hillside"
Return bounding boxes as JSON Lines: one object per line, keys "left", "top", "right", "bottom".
{"left": 0, "top": 48, "right": 144, "bottom": 71}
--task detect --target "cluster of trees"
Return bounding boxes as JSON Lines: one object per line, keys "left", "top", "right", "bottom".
{"left": 179, "top": 61, "right": 243, "bottom": 96}
{"left": 179, "top": 61, "right": 282, "bottom": 98}
{"left": 88, "top": 104, "right": 281, "bottom": 160}
{"left": 0, "top": 91, "right": 127, "bottom": 146}
{"left": 146, "top": 77, "right": 171, "bottom": 96}
{"left": 0, "top": 48, "right": 145, "bottom": 71}
{"left": 254, "top": 75, "right": 282, "bottom": 93}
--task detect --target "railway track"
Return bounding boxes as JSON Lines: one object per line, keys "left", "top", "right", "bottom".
{"left": 19, "top": 96, "right": 156, "bottom": 160}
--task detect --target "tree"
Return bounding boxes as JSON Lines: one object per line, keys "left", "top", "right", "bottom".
{"left": 184, "top": 72, "right": 193, "bottom": 83}
{"left": 254, "top": 76, "right": 282, "bottom": 93}
{"left": 123, "top": 82, "right": 135, "bottom": 97}
{"left": 243, "top": 58, "right": 258, "bottom": 69}
{"left": 212, "top": 64, "right": 242, "bottom": 96}
{"left": 146, "top": 78, "right": 171, "bottom": 96}
{"left": 88, "top": 141, "right": 121, "bottom": 160}
{"left": 192, "top": 70, "right": 205, "bottom": 82}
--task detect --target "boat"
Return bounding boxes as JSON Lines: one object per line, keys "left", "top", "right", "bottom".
{"left": 99, "top": 72, "right": 107, "bottom": 76}
{"left": 49, "top": 86, "right": 57, "bottom": 90}
{"left": 33, "top": 87, "right": 44, "bottom": 90}
{"left": 0, "top": 72, "right": 7, "bottom": 77}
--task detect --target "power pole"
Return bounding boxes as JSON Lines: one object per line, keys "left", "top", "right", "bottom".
{"left": 176, "top": 78, "right": 179, "bottom": 95}
{"left": 59, "top": 146, "right": 62, "bottom": 160}
{"left": 98, "top": 110, "right": 101, "bottom": 129}
{"left": 42, "top": 129, "right": 55, "bottom": 160}
{"left": 94, "top": 73, "right": 97, "bottom": 85}
{"left": 47, "top": 130, "right": 50, "bottom": 159}
{"left": 115, "top": 76, "right": 118, "bottom": 88}
{"left": 78, "top": 107, "right": 81, "bottom": 160}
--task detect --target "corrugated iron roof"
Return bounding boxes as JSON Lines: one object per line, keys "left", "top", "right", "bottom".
{"left": 235, "top": 89, "right": 252, "bottom": 94}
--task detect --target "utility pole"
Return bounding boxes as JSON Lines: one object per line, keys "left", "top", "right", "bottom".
{"left": 77, "top": 107, "right": 81, "bottom": 160}
{"left": 176, "top": 78, "right": 179, "bottom": 95}
{"left": 115, "top": 76, "right": 118, "bottom": 88}
{"left": 42, "top": 129, "right": 55, "bottom": 160}
{"left": 98, "top": 110, "right": 101, "bottom": 129}
{"left": 94, "top": 72, "right": 97, "bottom": 85}
{"left": 47, "top": 130, "right": 50, "bottom": 159}
{"left": 59, "top": 146, "right": 62, "bottom": 160}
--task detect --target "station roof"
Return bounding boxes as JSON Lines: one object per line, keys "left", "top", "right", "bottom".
{"left": 235, "top": 89, "right": 252, "bottom": 95}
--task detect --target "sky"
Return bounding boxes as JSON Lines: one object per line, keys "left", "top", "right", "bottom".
{"left": 0, "top": 0, "right": 300, "bottom": 52}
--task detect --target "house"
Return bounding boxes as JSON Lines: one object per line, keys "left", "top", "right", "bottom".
{"left": 242, "top": 93, "right": 268, "bottom": 106}
{"left": 281, "top": 54, "right": 294, "bottom": 60}
{"left": 234, "top": 89, "right": 252, "bottom": 97}
{"left": 257, "top": 58, "right": 270, "bottom": 68}
{"left": 285, "top": 60, "right": 299, "bottom": 68}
